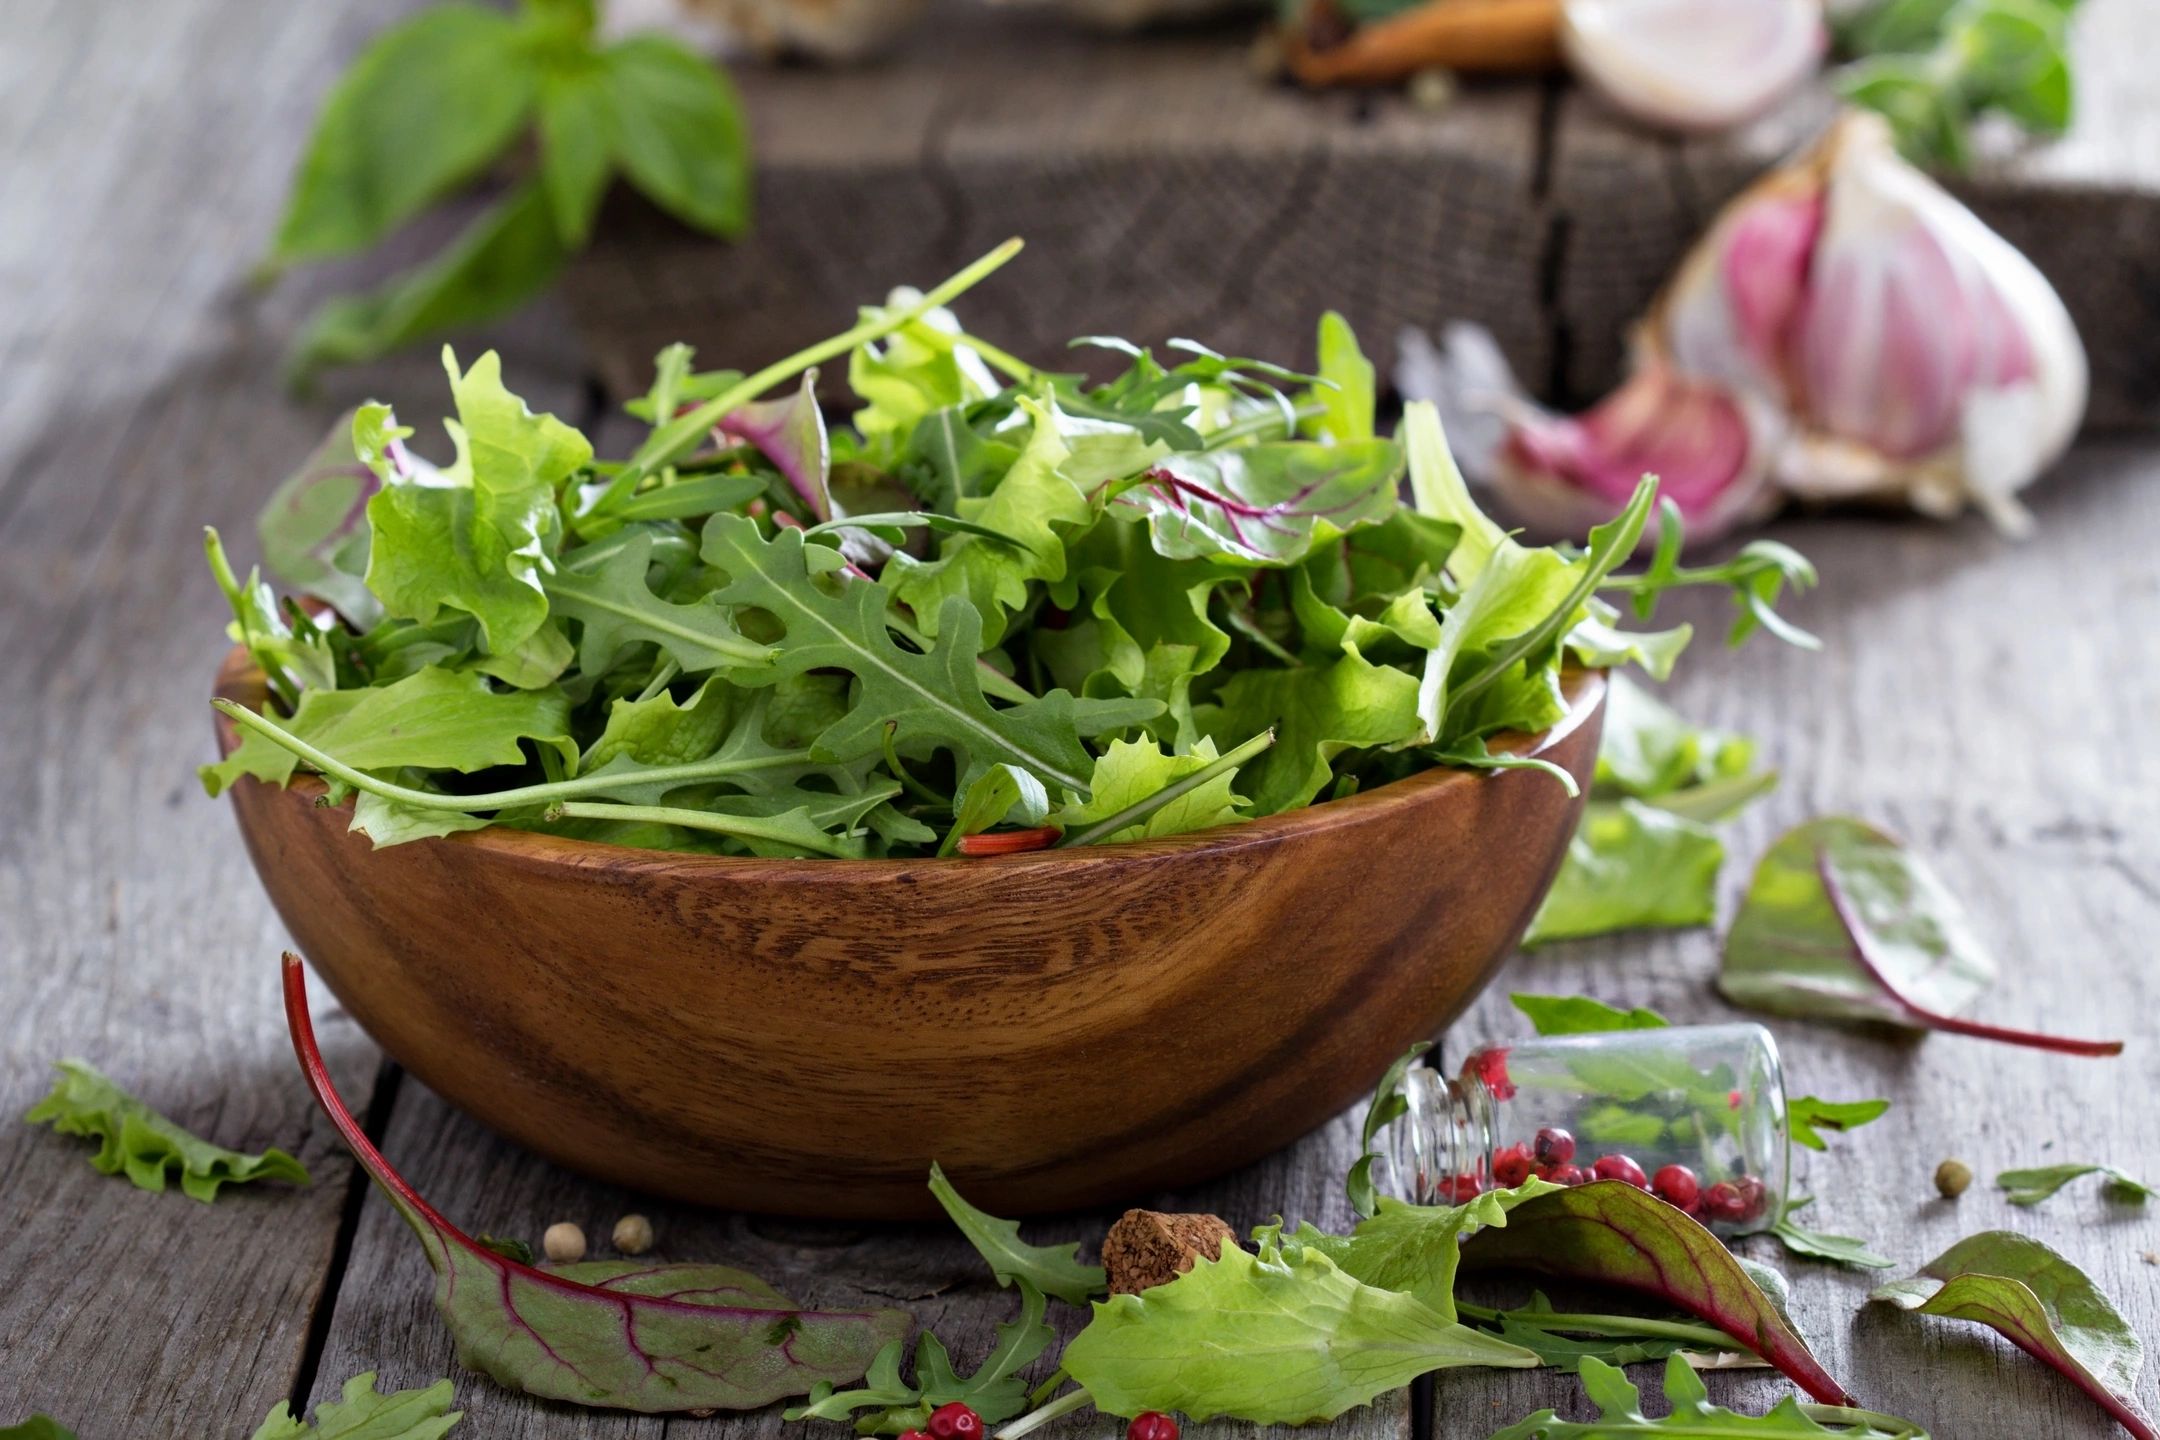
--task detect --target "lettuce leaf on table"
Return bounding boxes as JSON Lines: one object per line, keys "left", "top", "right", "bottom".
{"left": 24, "top": 1059, "right": 309, "bottom": 1202}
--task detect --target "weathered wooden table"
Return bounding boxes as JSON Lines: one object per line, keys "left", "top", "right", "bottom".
{"left": 2, "top": 4, "right": 2154, "bottom": 1438}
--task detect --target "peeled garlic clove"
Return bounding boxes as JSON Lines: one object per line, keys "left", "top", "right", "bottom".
{"left": 1561, "top": 0, "right": 1825, "bottom": 134}
{"left": 1494, "top": 362, "right": 1785, "bottom": 544}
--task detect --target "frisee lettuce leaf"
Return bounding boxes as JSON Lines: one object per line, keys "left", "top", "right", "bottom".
{"left": 24, "top": 1059, "right": 309, "bottom": 1202}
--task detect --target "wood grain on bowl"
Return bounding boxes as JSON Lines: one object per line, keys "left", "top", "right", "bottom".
{"left": 214, "top": 647, "right": 1603, "bottom": 1218}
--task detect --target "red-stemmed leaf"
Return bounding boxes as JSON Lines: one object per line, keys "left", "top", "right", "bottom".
{"left": 718, "top": 371, "right": 831, "bottom": 518}
{"left": 1872, "top": 1232, "right": 2154, "bottom": 1440}
{"left": 1460, "top": 1180, "right": 1855, "bottom": 1405}
{"left": 282, "top": 953, "right": 907, "bottom": 1412}
{"left": 1720, "top": 817, "right": 2121, "bottom": 1056}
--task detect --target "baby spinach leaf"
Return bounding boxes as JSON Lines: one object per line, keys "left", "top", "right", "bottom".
{"left": 1524, "top": 801, "right": 1725, "bottom": 946}
{"left": 1788, "top": 1096, "right": 1891, "bottom": 1151}
{"left": 1511, "top": 994, "right": 1671, "bottom": 1036}
{"left": 927, "top": 1163, "right": 1105, "bottom": 1306}
{"left": 1490, "top": 1354, "right": 1927, "bottom": 1439}
{"left": 1997, "top": 1164, "right": 2153, "bottom": 1207}
{"left": 1721, "top": 818, "right": 2123, "bottom": 1055}
{"left": 265, "top": 5, "right": 536, "bottom": 269}
{"left": 249, "top": 1371, "right": 461, "bottom": 1440}
{"left": 1058, "top": 1236, "right": 1538, "bottom": 1423}
{"left": 1871, "top": 1232, "right": 2154, "bottom": 1439}
{"left": 284, "top": 957, "right": 906, "bottom": 1411}
{"left": 1461, "top": 1181, "right": 1854, "bottom": 1404}
{"left": 24, "top": 1059, "right": 309, "bottom": 1202}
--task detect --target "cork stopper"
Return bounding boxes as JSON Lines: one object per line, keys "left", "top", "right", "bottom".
{"left": 1101, "top": 1209, "right": 1237, "bottom": 1296}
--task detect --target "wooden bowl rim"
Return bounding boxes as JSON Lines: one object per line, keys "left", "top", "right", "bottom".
{"left": 213, "top": 646, "right": 1604, "bottom": 880}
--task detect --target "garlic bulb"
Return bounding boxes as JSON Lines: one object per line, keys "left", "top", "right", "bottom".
{"left": 1561, "top": 0, "right": 1826, "bottom": 133}
{"left": 1400, "top": 111, "right": 2087, "bottom": 542}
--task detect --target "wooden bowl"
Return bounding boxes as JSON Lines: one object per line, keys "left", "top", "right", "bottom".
{"left": 214, "top": 650, "right": 1603, "bottom": 1218}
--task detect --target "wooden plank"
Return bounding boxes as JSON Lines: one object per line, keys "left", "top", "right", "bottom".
{"left": 0, "top": 2, "right": 596, "bottom": 1433}
{"left": 561, "top": 0, "right": 1549, "bottom": 405}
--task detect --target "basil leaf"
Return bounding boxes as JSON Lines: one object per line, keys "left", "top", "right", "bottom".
{"left": 267, "top": 5, "right": 536, "bottom": 269}
{"left": 600, "top": 35, "right": 751, "bottom": 237}
{"left": 536, "top": 68, "right": 615, "bottom": 246}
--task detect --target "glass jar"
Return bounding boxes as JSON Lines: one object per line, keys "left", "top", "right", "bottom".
{"left": 1385, "top": 1022, "right": 1790, "bottom": 1234}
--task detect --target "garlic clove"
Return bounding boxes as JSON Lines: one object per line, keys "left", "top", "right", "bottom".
{"left": 1493, "top": 362, "right": 1786, "bottom": 545}
{"left": 1561, "top": 0, "right": 1826, "bottom": 134}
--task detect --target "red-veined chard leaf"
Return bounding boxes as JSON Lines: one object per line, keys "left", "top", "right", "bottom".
{"left": 282, "top": 955, "right": 907, "bottom": 1412}
{"left": 1870, "top": 1232, "right": 2154, "bottom": 1440}
{"left": 1459, "top": 1180, "right": 1855, "bottom": 1404}
{"left": 1111, "top": 440, "right": 1403, "bottom": 565}
{"left": 1720, "top": 817, "right": 2122, "bottom": 1055}
{"left": 718, "top": 371, "right": 831, "bottom": 518}
{"left": 1492, "top": 1354, "right": 1926, "bottom": 1439}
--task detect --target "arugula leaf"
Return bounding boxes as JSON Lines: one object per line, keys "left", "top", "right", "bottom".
{"left": 927, "top": 1163, "right": 1106, "bottom": 1306}
{"left": 1721, "top": 817, "right": 2122, "bottom": 1054}
{"left": 1511, "top": 994, "right": 1670, "bottom": 1035}
{"left": 265, "top": 5, "right": 535, "bottom": 269}
{"left": 788, "top": 1283, "right": 1054, "bottom": 1433}
{"left": 1058, "top": 1235, "right": 1538, "bottom": 1423}
{"left": 1491, "top": 1354, "right": 1927, "bottom": 1439}
{"left": 546, "top": 530, "right": 775, "bottom": 676}
{"left": 1997, "top": 1163, "right": 2153, "bottom": 1207}
{"left": 1787, "top": 1096, "right": 1891, "bottom": 1151}
{"left": 285, "top": 958, "right": 905, "bottom": 1410}
{"left": 250, "top": 1371, "right": 462, "bottom": 1440}
{"left": 1871, "top": 1232, "right": 2154, "bottom": 1439}
{"left": 24, "top": 1059, "right": 309, "bottom": 1202}
{"left": 1460, "top": 1181, "right": 1853, "bottom": 1404}
{"left": 1456, "top": 1295, "right": 1747, "bottom": 1374}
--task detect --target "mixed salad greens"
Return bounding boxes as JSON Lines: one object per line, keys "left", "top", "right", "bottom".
{"left": 205, "top": 241, "right": 1814, "bottom": 860}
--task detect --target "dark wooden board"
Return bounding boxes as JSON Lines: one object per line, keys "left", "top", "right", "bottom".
{"left": 566, "top": 0, "right": 2160, "bottom": 430}
{"left": 3, "top": 4, "right": 2157, "bottom": 1440}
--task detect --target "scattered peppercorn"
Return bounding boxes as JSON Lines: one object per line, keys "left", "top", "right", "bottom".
{"left": 1934, "top": 1159, "right": 1973, "bottom": 1198}
{"left": 1733, "top": 1174, "right": 1767, "bottom": 1220}
{"left": 898, "top": 1432, "right": 929, "bottom": 1440}
{"left": 542, "top": 1221, "right": 587, "bottom": 1263}
{"left": 1468, "top": 1047, "right": 1517, "bottom": 1101}
{"left": 612, "top": 1213, "right": 654, "bottom": 1255}
{"left": 928, "top": 1403, "right": 983, "bottom": 1440}
{"left": 1129, "top": 1413, "right": 1181, "bottom": 1440}
{"left": 1533, "top": 1127, "right": 1576, "bottom": 1167}
{"left": 1593, "top": 1154, "right": 1649, "bottom": 1188}
{"left": 1492, "top": 1143, "right": 1535, "bottom": 1189}
{"left": 1542, "top": 1162, "right": 1586, "bottom": 1186}
{"left": 1651, "top": 1164, "right": 1701, "bottom": 1212}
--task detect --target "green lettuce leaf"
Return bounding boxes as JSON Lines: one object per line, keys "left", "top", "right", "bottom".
{"left": 1524, "top": 800, "right": 1725, "bottom": 946}
{"left": 1279, "top": 1182, "right": 1564, "bottom": 1316}
{"left": 249, "top": 1371, "right": 462, "bottom": 1440}
{"left": 1113, "top": 439, "right": 1403, "bottom": 566}
{"left": 1312, "top": 310, "right": 1376, "bottom": 444}
{"left": 1511, "top": 993, "right": 1670, "bottom": 1035}
{"left": 1058, "top": 1236, "right": 1537, "bottom": 1423}
{"left": 363, "top": 351, "right": 593, "bottom": 653}
{"left": 1052, "top": 737, "right": 1247, "bottom": 845}
{"left": 24, "top": 1059, "right": 309, "bottom": 1202}
{"left": 1196, "top": 649, "right": 1422, "bottom": 814}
